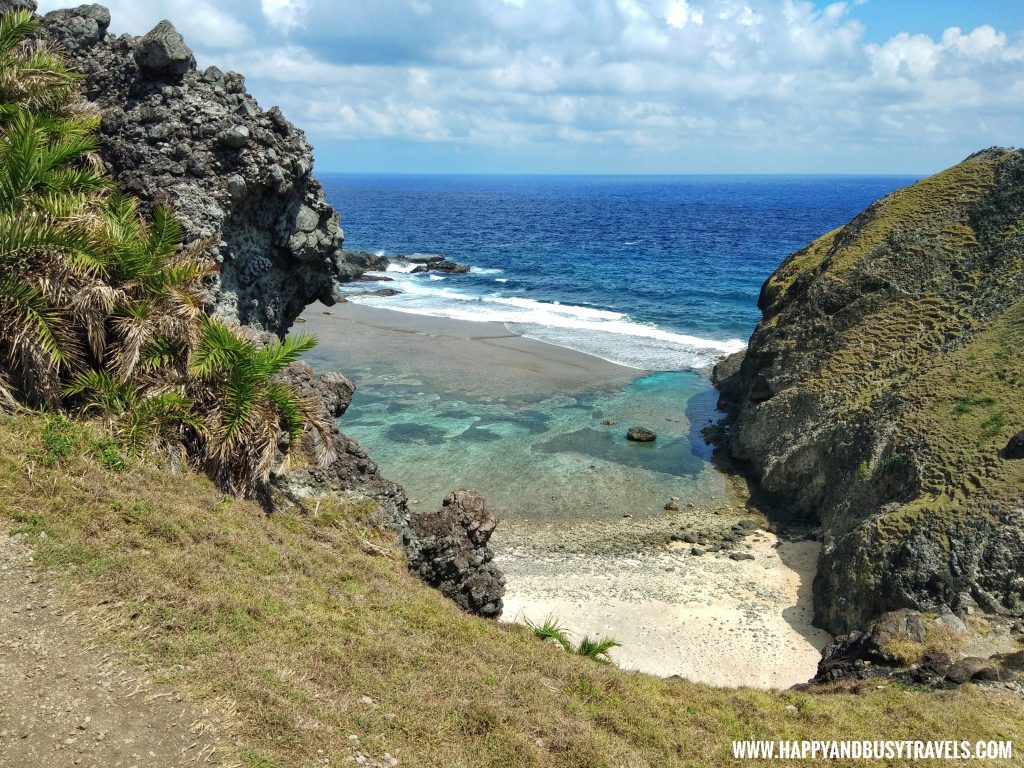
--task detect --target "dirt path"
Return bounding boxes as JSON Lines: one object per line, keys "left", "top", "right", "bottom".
{"left": 0, "top": 534, "right": 236, "bottom": 768}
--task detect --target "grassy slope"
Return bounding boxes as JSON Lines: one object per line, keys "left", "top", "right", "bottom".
{"left": 759, "top": 151, "right": 1024, "bottom": 524}
{"left": 2, "top": 413, "right": 1023, "bottom": 767}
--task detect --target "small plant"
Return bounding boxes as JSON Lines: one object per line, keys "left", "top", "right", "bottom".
{"left": 524, "top": 613, "right": 573, "bottom": 652}
{"left": 575, "top": 635, "right": 622, "bottom": 663}
{"left": 980, "top": 412, "right": 1008, "bottom": 439}
{"left": 952, "top": 396, "right": 996, "bottom": 414}
{"left": 881, "top": 453, "right": 908, "bottom": 474}
{"left": 856, "top": 460, "right": 870, "bottom": 478}
{"left": 523, "top": 614, "right": 622, "bottom": 662}
{"left": 38, "top": 414, "right": 80, "bottom": 465}
{"left": 91, "top": 436, "right": 124, "bottom": 471}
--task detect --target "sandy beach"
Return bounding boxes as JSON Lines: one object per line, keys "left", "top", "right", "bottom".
{"left": 300, "top": 299, "right": 831, "bottom": 688}
{"left": 497, "top": 521, "right": 831, "bottom": 688}
{"left": 300, "top": 302, "right": 641, "bottom": 398}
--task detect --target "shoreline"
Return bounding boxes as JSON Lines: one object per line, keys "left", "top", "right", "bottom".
{"left": 300, "top": 301, "right": 646, "bottom": 398}
{"left": 300, "top": 299, "right": 831, "bottom": 688}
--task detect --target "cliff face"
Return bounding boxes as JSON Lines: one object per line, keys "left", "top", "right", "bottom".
{"left": 714, "top": 149, "right": 1024, "bottom": 634}
{"left": 39, "top": 3, "right": 378, "bottom": 336}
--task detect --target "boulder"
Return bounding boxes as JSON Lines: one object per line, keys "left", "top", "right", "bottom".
{"left": 133, "top": 20, "right": 194, "bottom": 78}
{"left": 218, "top": 125, "right": 250, "bottom": 149}
{"left": 403, "top": 489, "right": 506, "bottom": 618}
{"left": 433, "top": 260, "right": 471, "bottom": 274}
{"left": 1003, "top": 431, "right": 1024, "bottom": 459}
{"left": 626, "top": 426, "right": 657, "bottom": 442}
{"left": 945, "top": 656, "right": 989, "bottom": 685}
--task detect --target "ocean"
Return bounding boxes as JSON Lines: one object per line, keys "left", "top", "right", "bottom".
{"left": 306, "top": 174, "right": 916, "bottom": 520}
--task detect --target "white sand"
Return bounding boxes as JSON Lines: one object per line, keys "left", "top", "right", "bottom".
{"left": 498, "top": 533, "right": 832, "bottom": 688}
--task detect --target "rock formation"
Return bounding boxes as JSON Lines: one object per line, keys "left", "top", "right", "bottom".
{"left": 40, "top": 5, "right": 376, "bottom": 336}
{"left": 270, "top": 361, "right": 408, "bottom": 528}
{"left": 403, "top": 490, "right": 506, "bottom": 618}
{"left": 713, "top": 148, "right": 1024, "bottom": 635}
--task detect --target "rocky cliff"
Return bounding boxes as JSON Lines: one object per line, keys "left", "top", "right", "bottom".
{"left": 714, "top": 148, "right": 1024, "bottom": 635}
{"left": 37, "top": 2, "right": 381, "bottom": 337}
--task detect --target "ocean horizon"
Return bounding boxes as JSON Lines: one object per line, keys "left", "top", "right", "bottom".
{"left": 320, "top": 173, "right": 918, "bottom": 371}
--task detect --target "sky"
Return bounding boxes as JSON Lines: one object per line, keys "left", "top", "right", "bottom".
{"left": 36, "top": 0, "right": 1024, "bottom": 175}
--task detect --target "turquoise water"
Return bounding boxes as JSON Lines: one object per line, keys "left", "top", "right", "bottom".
{"left": 307, "top": 344, "right": 726, "bottom": 520}
{"left": 308, "top": 175, "right": 915, "bottom": 519}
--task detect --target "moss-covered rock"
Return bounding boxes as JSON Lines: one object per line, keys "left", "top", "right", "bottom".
{"left": 714, "top": 148, "right": 1024, "bottom": 634}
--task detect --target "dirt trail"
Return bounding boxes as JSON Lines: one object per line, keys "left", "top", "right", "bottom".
{"left": 0, "top": 534, "right": 236, "bottom": 768}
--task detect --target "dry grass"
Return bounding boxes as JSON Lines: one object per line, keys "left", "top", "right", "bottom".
{"left": 2, "top": 412, "right": 1023, "bottom": 767}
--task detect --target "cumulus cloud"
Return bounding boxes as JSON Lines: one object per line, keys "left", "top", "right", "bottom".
{"left": 33, "top": 0, "right": 1024, "bottom": 172}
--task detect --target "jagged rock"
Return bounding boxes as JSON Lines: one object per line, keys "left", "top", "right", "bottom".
{"left": 432, "top": 260, "right": 470, "bottom": 274}
{"left": 269, "top": 362, "right": 407, "bottom": 526}
{"left": 1004, "top": 431, "right": 1024, "bottom": 459}
{"left": 342, "top": 251, "right": 389, "bottom": 272}
{"left": 729, "top": 551, "right": 755, "bottom": 561}
{"left": 403, "top": 489, "right": 505, "bottom": 618}
{"left": 133, "top": 19, "right": 193, "bottom": 78}
{"left": 40, "top": 6, "right": 376, "bottom": 336}
{"left": 626, "top": 426, "right": 657, "bottom": 442}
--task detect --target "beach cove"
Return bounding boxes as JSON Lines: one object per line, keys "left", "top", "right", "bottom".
{"left": 300, "top": 303, "right": 832, "bottom": 687}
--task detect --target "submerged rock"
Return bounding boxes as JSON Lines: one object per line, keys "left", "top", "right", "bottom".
{"left": 626, "top": 426, "right": 657, "bottom": 442}
{"left": 403, "top": 489, "right": 506, "bottom": 618}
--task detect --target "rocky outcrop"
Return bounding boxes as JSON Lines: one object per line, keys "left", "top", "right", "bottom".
{"left": 809, "top": 608, "right": 1023, "bottom": 691}
{"left": 40, "top": 6, "right": 373, "bottom": 336}
{"left": 713, "top": 149, "right": 1024, "bottom": 635}
{"left": 270, "top": 361, "right": 408, "bottom": 528}
{"left": 403, "top": 489, "right": 506, "bottom": 618}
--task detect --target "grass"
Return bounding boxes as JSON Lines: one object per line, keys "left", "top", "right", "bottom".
{"left": 2, "top": 411, "right": 1023, "bottom": 767}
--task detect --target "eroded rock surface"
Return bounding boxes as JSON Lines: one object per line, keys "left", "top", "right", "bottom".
{"left": 404, "top": 489, "right": 506, "bottom": 618}
{"left": 270, "top": 361, "right": 408, "bottom": 527}
{"left": 41, "top": 6, "right": 373, "bottom": 336}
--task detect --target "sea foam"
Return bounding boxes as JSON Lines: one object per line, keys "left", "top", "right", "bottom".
{"left": 348, "top": 273, "right": 744, "bottom": 371}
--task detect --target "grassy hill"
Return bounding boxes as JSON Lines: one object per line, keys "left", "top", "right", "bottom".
{"left": 715, "top": 148, "right": 1024, "bottom": 634}
{"left": 2, "top": 411, "right": 1022, "bottom": 767}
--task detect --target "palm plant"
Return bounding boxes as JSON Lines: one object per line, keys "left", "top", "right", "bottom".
{"left": 0, "top": 11, "right": 82, "bottom": 116}
{"left": 92, "top": 193, "right": 214, "bottom": 378}
{"left": 189, "top": 317, "right": 334, "bottom": 498}
{"left": 64, "top": 368, "right": 201, "bottom": 464}
{"left": 574, "top": 635, "right": 622, "bottom": 663}
{"left": 0, "top": 11, "right": 110, "bottom": 405}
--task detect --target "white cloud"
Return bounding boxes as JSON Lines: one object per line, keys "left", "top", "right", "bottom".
{"left": 32, "top": 0, "right": 1024, "bottom": 172}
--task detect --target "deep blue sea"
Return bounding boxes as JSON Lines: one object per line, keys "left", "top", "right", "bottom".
{"left": 309, "top": 174, "right": 917, "bottom": 520}
{"left": 320, "top": 174, "right": 916, "bottom": 370}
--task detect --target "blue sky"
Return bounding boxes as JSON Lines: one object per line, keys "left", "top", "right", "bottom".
{"left": 38, "top": 0, "right": 1024, "bottom": 174}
